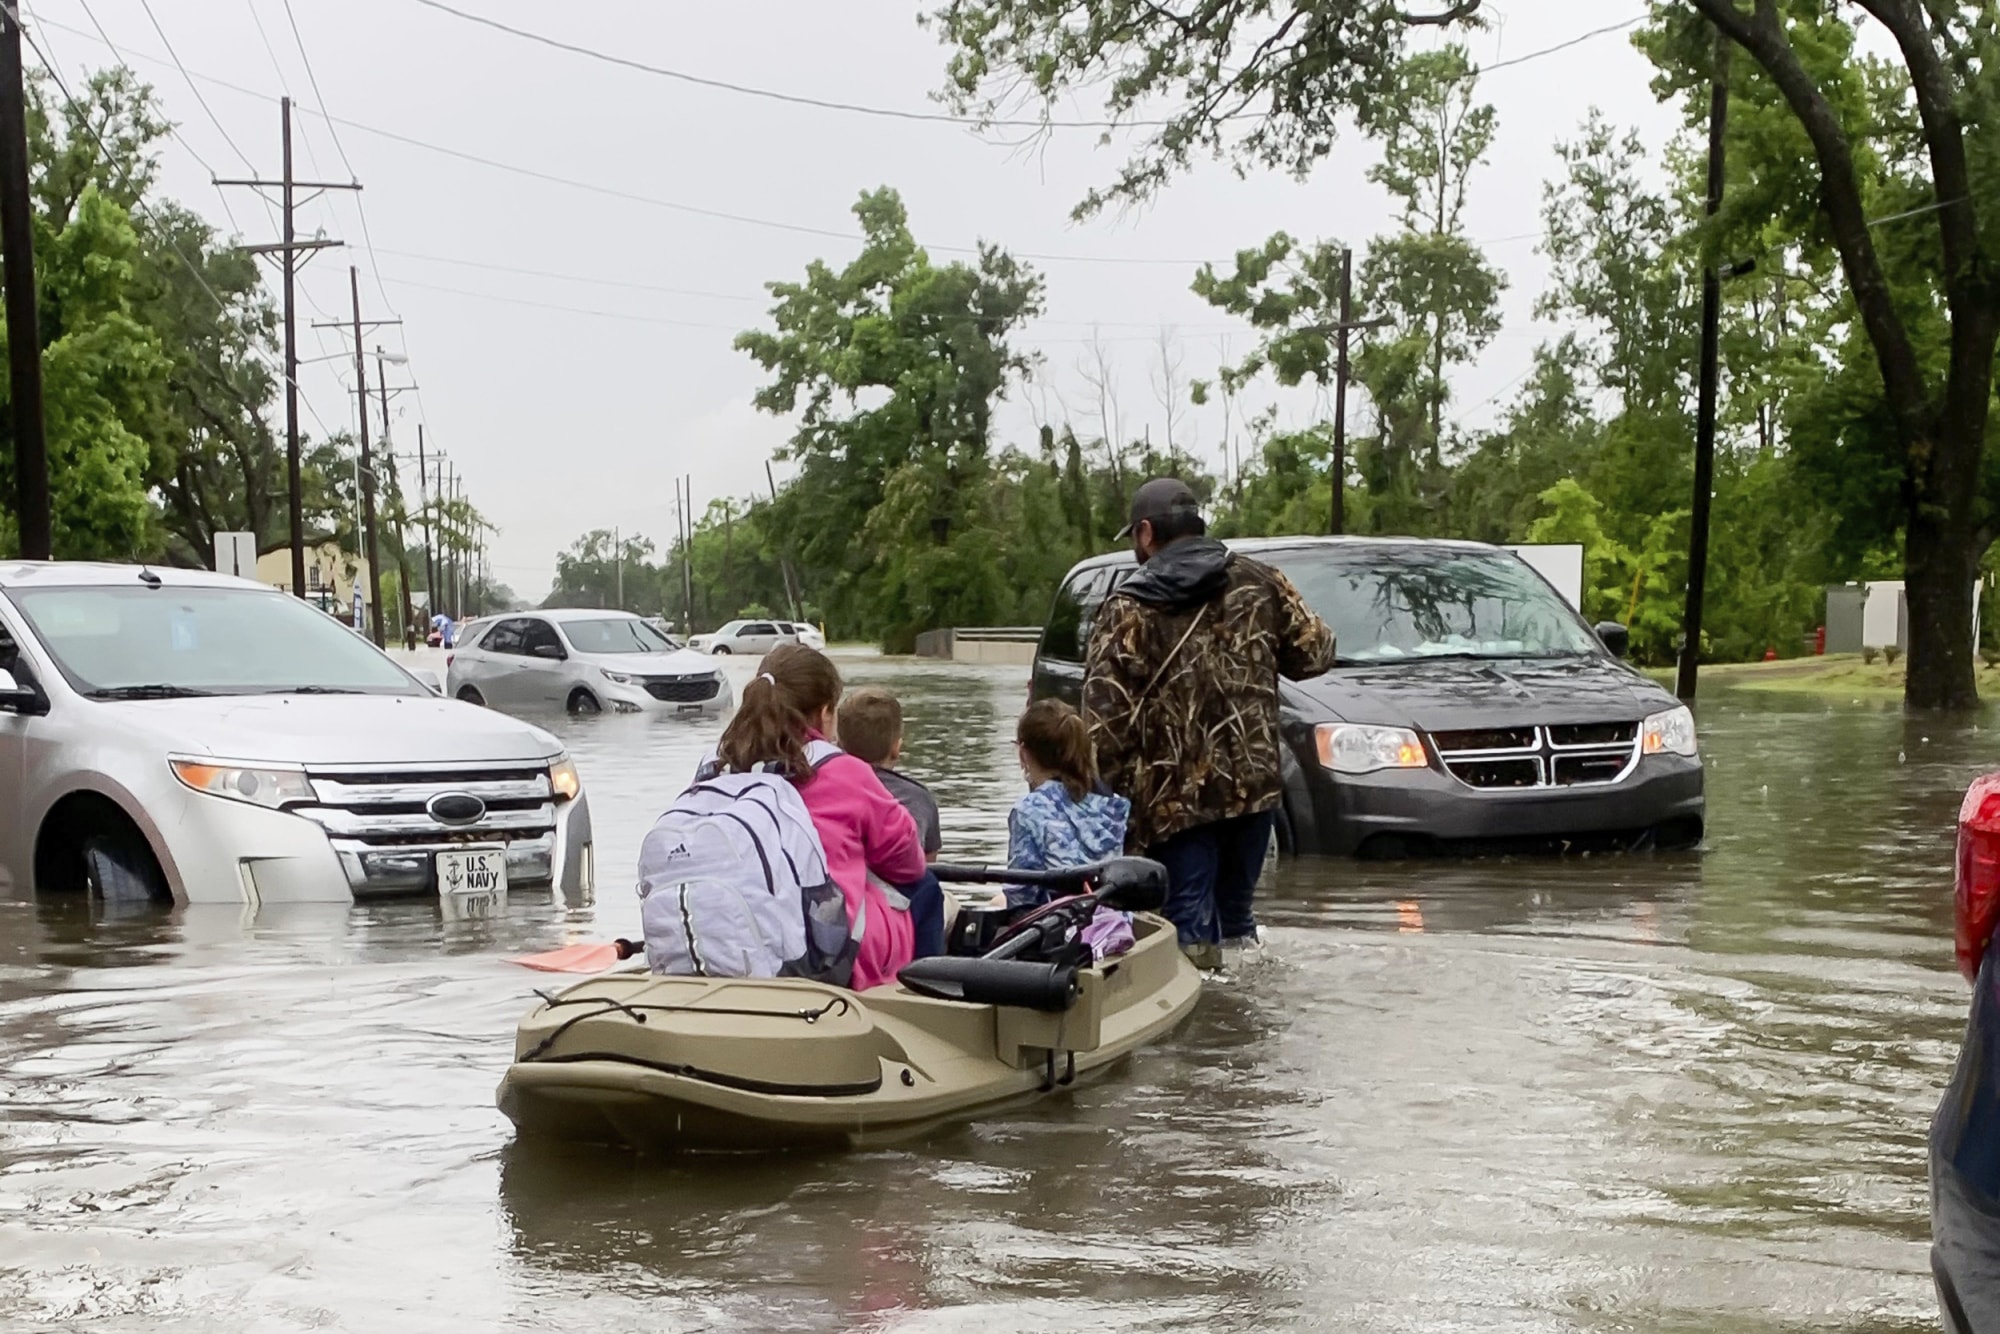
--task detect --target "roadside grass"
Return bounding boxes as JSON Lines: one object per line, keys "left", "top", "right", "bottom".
{"left": 1638, "top": 652, "right": 2000, "bottom": 699}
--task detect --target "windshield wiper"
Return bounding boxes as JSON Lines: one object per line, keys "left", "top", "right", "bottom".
{"left": 265, "top": 685, "right": 365, "bottom": 695}
{"left": 85, "top": 684, "right": 218, "bottom": 700}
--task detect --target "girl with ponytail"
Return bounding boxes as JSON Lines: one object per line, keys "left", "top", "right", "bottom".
{"left": 709, "top": 644, "right": 935, "bottom": 987}
{"left": 1006, "top": 699, "right": 1131, "bottom": 908}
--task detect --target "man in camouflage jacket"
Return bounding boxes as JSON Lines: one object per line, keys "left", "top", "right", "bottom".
{"left": 1083, "top": 479, "right": 1337, "bottom": 967}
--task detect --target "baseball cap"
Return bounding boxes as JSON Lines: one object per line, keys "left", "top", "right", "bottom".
{"left": 1116, "top": 477, "right": 1203, "bottom": 540}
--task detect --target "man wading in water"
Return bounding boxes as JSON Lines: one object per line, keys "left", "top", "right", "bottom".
{"left": 1083, "top": 478, "right": 1337, "bottom": 970}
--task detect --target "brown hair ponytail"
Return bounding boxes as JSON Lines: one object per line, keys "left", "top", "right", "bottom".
{"left": 716, "top": 643, "right": 843, "bottom": 782}
{"left": 1017, "top": 698, "right": 1097, "bottom": 803}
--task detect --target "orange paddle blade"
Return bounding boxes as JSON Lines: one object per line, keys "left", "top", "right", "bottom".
{"left": 511, "top": 941, "right": 628, "bottom": 973}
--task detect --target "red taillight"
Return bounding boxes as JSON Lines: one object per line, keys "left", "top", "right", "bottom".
{"left": 446, "top": 654, "right": 454, "bottom": 668}
{"left": 1955, "top": 774, "right": 2000, "bottom": 980}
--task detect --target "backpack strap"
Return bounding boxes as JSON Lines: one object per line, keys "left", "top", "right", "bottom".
{"left": 804, "top": 738, "right": 843, "bottom": 770}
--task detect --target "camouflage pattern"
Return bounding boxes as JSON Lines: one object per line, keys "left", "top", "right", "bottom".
{"left": 1083, "top": 548, "right": 1337, "bottom": 850}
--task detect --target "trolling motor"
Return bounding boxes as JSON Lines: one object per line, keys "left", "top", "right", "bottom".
{"left": 896, "top": 857, "right": 1168, "bottom": 1011}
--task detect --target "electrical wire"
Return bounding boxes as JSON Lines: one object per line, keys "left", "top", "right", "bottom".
{"left": 281, "top": 0, "right": 436, "bottom": 500}
{"left": 16, "top": 22, "right": 338, "bottom": 437}
{"left": 409, "top": 0, "right": 1644, "bottom": 128}
{"left": 37, "top": 14, "right": 1553, "bottom": 270}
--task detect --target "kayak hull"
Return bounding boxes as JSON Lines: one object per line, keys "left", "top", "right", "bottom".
{"left": 496, "top": 911, "right": 1200, "bottom": 1151}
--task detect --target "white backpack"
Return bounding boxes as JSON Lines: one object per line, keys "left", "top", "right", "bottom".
{"left": 636, "top": 741, "right": 863, "bottom": 986}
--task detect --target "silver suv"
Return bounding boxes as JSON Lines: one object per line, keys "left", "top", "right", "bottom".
{"left": 0, "top": 562, "right": 594, "bottom": 905}
{"left": 447, "top": 609, "right": 733, "bottom": 716}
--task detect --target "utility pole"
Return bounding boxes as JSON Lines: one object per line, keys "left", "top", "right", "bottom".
{"left": 452, "top": 472, "right": 465, "bottom": 620}
{"left": 766, "top": 458, "right": 802, "bottom": 622}
{"left": 1677, "top": 33, "right": 1730, "bottom": 703}
{"left": 218, "top": 100, "right": 352, "bottom": 597}
{"left": 678, "top": 475, "right": 695, "bottom": 635}
{"left": 1317, "top": 250, "right": 1392, "bottom": 536}
{"left": 614, "top": 525, "right": 623, "bottom": 610}
{"left": 417, "top": 425, "right": 435, "bottom": 610}
{"left": 372, "top": 346, "right": 417, "bottom": 648}
{"left": 351, "top": 269, "right": 383, "bottom": 647}
{"left": 0, "top": 2, "right": 48, "bottom": 559}
{"left": 311, "top": 275, "right": 399, "bottom": 646}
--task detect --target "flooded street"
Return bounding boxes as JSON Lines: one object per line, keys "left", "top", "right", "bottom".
{"left": 0, "top": 658, "right": 1981, "bottom": 1331}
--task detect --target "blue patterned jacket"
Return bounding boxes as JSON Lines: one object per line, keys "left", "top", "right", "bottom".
{"left": 1006, "top": 781, "right": 1131, "bottom": 907}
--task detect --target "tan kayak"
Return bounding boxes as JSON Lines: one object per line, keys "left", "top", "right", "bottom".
{"left": 496, "top": 859, "right": 1200, "bottom": 1151}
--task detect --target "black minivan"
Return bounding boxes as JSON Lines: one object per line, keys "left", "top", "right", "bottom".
{"left": 1031, "top": 536, "right": 1704, "bottom": 858}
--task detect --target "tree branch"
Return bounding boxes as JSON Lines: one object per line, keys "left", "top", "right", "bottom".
{"left": 1683, "top": 0, "right": 1931, "bottom": 436}
{"left": 1393, "top": 1, "right": 1481, "bottom": 23}
{"left": 1850, "top": 0, "right": 1980, "bottom": 286}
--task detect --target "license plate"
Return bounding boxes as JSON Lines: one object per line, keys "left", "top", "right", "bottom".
{"left": 676, "top": 702, "right": 704, "bottom": 714}
{"left": 436, "top": 848, "right": 508, "bottom": 896}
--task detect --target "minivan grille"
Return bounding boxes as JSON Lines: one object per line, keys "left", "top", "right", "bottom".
{"left": 1429, "top": 724, "right": 1639, "bottom": 790}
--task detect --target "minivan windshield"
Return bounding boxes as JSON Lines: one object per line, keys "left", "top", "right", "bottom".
{"left": 1262, "top": 545, "right": 1602, "bottom": 664}
{"left": 560, "top": 617, "right": 675, "bottom": 655}
{"left": 9, "top": 584, "right": 424, "bottom": 697}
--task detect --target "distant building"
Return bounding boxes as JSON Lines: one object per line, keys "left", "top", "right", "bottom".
{"left": 256, "top": 543, "right": 372, "bottom": 622}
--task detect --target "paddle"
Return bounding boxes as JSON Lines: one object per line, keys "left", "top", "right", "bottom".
{"left": 510, "top": 938, "right": 642, "bottom": 973}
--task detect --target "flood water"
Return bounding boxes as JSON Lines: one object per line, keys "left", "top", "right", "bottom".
{"left": 0, "top": 658, "right": 1983, "bottom": 1331}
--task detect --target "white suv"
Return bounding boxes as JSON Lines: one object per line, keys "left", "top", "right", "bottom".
{"left": 688, "top": 619, "right": 795, "bottom": 655}
{"left": 0, "top": 562, "right": 594, "bottom": 906}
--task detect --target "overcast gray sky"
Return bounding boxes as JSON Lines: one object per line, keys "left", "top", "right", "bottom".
{"left": 27, "top": 0, "right": 1681, "bottom": 601}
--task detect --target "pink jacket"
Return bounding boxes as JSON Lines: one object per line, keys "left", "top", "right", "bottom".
{"left": 797, "top": 738, "right": 927, "bottom": 990}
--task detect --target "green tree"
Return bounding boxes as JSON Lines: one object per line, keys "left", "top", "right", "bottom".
{"left": 734, "top": 188, "right": 1045, "bottom": 642}
{"left": 930, "top": 0, "right": 2000, "bottom": 707}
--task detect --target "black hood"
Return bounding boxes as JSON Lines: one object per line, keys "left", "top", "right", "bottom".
{"left": 1284, "top": 654, "right": 1674, "bottom": 732}
{"left": 1120, "top": 536, "right": 1232, "bottom": 612}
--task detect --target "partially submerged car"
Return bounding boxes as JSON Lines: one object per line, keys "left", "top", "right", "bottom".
{"left": 0, "top": 562, "right": 593, "bottom": 905}
{"left": 1032, "top": 536, "right": 1703, "bottom": 857}
{"left": 448, "top": 609, "right": 732, "bottom": 716}
{"left": 688, "top": 619, "right": 799, "bottom": 656}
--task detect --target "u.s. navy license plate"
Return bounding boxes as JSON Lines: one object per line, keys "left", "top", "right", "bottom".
{"left": 436, "top": 848, "right": 508, "bottom": 896}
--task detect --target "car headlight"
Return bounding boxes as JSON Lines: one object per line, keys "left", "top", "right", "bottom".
{"left": 549, "top": 755, "right": 582, "bottom": 802}
{"left": 1641, "top": 705, "right": 1698, "bottom": 757}
{"left": 1315, "top": 724, "right": 1428, "bottom": 775}
{"left": 169, "top": 758, "right": 312, "bottom": 809}
{"left": 599, "top": 668, "right": 637, "bottom": 685}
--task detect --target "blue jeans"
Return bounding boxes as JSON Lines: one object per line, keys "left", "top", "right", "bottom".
{"left": 1147, "top": 810, "right": 1277, "bottom": 947}
{"left": 897, "top": 871, "right": 946, "bottom": 960}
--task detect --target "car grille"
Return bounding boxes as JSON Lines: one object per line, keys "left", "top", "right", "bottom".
{"left": 1429, "top": 722, "right": 1640, "bottom": 790}
{"left": 642, "top": 675, "right": 721, "bottom": 703}
{"left": 293, "top": 763, "right": 559, "bottom": 893}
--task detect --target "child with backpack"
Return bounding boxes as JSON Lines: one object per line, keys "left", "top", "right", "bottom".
{"left": 641, "top": 644, "right": 940, "bottom": 990}
{"left": 1007, "top": 699, "right": 1131, "bottom": 909}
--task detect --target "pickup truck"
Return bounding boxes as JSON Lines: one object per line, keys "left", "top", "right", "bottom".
{"left": 0, "top": 561, "right": 593, "bottom": 905}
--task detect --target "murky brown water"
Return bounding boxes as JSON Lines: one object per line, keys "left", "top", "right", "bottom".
{"left": 0, "top": 659, "right": 1981, "bottom": 1331}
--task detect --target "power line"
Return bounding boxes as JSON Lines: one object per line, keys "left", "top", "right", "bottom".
{"left": 135, "top": 0, "right": 256, "bottom": 172}
{"left": 37, "top": 14, "right": 1552, "bottom": 274}
{"left": 1480, "top": 16, "right": 1645, "bottom": 74}
{"left": 409, "top": 0, "right": 1644, "bottom": 128}
{"left": 16, "top": 23, "right": 337, "bottom": 437}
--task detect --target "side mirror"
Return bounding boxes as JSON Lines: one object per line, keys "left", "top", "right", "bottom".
{"left": 0, "top": 667, "right": 40, "bottom": 713}
{"left": 1594, "top": 621, "right": 1630, "bottom": 659}
{"left": 411, "top": 669, "right": 443, "bottom": 695}
{"left": 531, "top": 643, "right": 565, "bottom": 661}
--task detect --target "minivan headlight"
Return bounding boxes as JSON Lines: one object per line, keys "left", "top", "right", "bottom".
{"left": 1315, "top": 724, "right": 1428, "bottom": 775}
{"left": 170, "top": 758, "right": 312, "bottom": 809}
{"left": 1642, "top": 705, "right": 1698, "bottom": 757}
{"left": 549, "top": 755, "right": 582, "bottom": 802}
